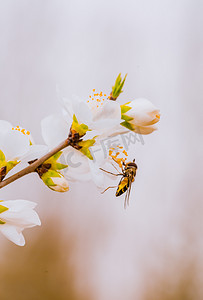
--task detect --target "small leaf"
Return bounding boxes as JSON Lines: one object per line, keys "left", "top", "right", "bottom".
{"left": 112, "top": 73, "right": 127, "bottom": 99}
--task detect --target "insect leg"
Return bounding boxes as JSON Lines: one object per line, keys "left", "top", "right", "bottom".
{"left": 101, "top": 186, "right": 117, "bottom": 194}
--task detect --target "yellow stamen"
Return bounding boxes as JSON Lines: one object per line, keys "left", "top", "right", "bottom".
{"left": 123, "top": 150, "right": 128, "bottom": 156}
{"left": 87, "top": 89, "right": 108, "bottom": 110}
{"left": 109, "top": 146, "right": 129, "bottom": 168}
{"left": 12, "top": 126, "right": 30, "bottom": 136}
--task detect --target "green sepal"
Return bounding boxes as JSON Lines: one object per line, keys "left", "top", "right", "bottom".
{"left": 52, "top": 151, "right": 63, "bottom": 161}
{"left": 121, "top": 103, "right": 131, "bottom": 114}
{"left": 6, "top": 161, "right": 19, "bottom": 173}
{"left": 0, "top": 158, "right": 18, "bottom": 175}
{"left": 0, "top": 150, "right": 5, "bottom": 162}
{"left": 0, "top": 149, "right": 19, "bottom": 174}
{"left": 121, "top": 114, "right": 134, "bottom": 122}
{"left": 44, "top": 151, "right": 68, "bottom": 172}
{"left": 78, "top": 138, "right": 96, "bottom": 160}
{"left": 72, "top": 114, "right": 90, "bottom": 137}
{"left": 41, "top": 170, "right": 61, "bottom": 187}
{"left": 112, "top": 73, "right": 127, "bottom": 99}
{"left": 79, "top": 148, "right": 93, "bottom": 160}
{"left": 0, "top": 204, "right": 8, "bottom": 214}
{"left": 44, "top": 177, "right": 55, "bottom": 187}
{"left": 120, "top": 120, "right": 134, "bottom": 131}
{"left": 55, "top": 163, "right": 68, "bottom": 170}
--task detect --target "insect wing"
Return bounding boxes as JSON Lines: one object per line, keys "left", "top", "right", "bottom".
{"left": 124, "top": 175, "right": 133, "bottom": 208}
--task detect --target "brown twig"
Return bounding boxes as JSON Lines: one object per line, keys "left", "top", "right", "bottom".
{"left": 0, "top": 139, "right": 70, "bottom": 189}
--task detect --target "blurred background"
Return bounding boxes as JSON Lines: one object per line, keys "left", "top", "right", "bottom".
{"left": 0, "top": 0, "right": 203, "bottom": 299}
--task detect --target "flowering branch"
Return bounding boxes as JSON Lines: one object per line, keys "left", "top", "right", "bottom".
{"left": 0, "top": 73, "right": 161, "bottom": 246}
{"left": 0, "top": 139, "right": 70, "bottom": 189}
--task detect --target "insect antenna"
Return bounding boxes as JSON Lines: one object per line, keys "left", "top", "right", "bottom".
{"left": 99, "top": 168, "right": 122, "bottom": 176}
{"left": 110, "top": 162, "right": 121, "bottom": 173}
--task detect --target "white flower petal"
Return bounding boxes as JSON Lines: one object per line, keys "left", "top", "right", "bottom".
{"left": 93, "top": 101, "right": 121, "bottom": 122}
{"left": 132, "top": 124, "right": 158, "bottom": 135}
{"left": 73, "top": 101, "right": 92, "bottom": 126}
{"left": 1, "top": 130, "right": 30, "bottom": 161}
{"left": 0, "top": 224, "right": 25, "bottom": 246}
{"left": 89, "top": 160, "right": 105, "bottom": 188}
{"left": 0, "top": 200, "right": 41, "bottom": 246}
{"left": 50, "top": 176, "right": 69, "bottom": 192}
{"left": 41, "top": 114, "right": 70, "bottom": 148}
{"left": 1, "top": 210, "right": 41, "bottom": 227}
{"left": 61, "top": 97, "right": 74, "bottom": 120}
{"left": 2, "top": 200, "right": 37, "bottom": 211}
{"left": 63, "top": 147, "right": 92, "bottom": 181}
{"left": 62, "top": 96, "right": 92, "bottom": 126}
{"left": 21, "top": 145, "right": 48, "bottom": 162}
{"left": 0, "top": 120, "right": 12, "bottom": 135}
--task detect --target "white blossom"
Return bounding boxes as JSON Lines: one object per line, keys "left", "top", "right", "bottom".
{"left": 0, "top": 200, "right": 41, "bottom": 246}
{"left": 0, "top": 120, "right": 32, "bottom": 162}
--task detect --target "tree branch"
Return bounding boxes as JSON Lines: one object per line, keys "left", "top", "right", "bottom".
{"left": 0, "top": 139, "right": 70, "bottom": 189}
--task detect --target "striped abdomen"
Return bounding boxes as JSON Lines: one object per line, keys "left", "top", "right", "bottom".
{"left": 116, "top": 177, "right": 129, "bottom": 197}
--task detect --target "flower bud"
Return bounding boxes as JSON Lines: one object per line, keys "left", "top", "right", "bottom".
{"left": 121, "top": 98, "right": 160, "bottom": 134}
{"left": 41, "top": 170, "right": 69, "bottom": 192}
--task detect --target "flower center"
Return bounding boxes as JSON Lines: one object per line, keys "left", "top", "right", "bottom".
{"left": 109, "top": 146, "right": 128, "bottom": 168}
{"left": 12, "top": 126, "right": 30, "bottom": 136}
{"left": 87, "top": 89, "right": 108, "bottom": 111}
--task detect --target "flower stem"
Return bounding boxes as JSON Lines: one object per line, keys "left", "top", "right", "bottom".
{"left": 0, "top": 139, "right": 70, "bottom": 189}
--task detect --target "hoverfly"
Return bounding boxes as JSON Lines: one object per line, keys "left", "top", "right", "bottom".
{"left": 100, "top": 159, "right": 138, "bottom": 208}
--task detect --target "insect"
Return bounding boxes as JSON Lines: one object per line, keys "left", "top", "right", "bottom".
{"left": 100, "top": 159, "right": 138, "bottom": 208}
